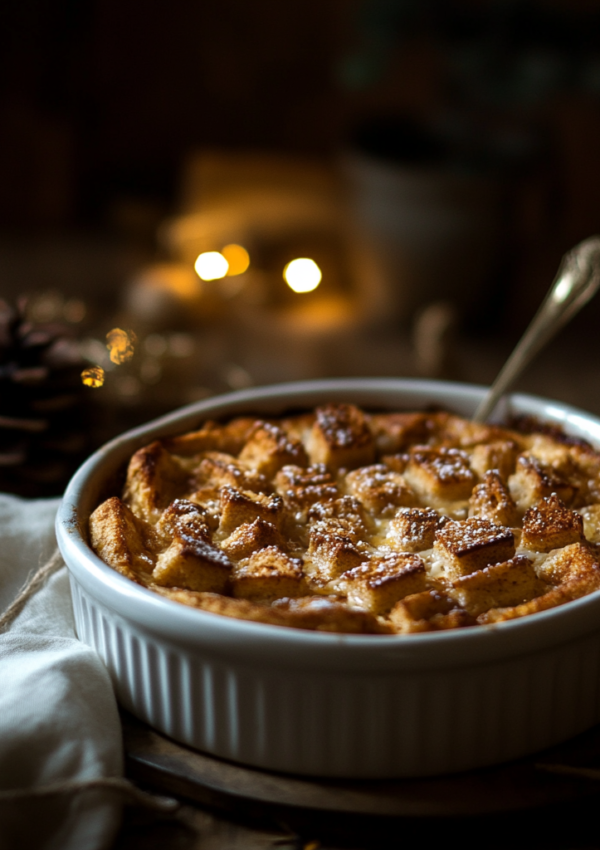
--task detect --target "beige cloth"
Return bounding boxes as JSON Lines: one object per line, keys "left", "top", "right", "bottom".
{"left": 0, "top": 495, "right": 123, "bottom": 850}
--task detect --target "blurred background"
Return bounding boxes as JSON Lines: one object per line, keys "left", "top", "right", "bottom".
{"left": 2, "top": 0, "right": 600, "bottom": 495}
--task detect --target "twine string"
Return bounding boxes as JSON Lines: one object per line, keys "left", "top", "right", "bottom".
{"left": 0, "top": 548, "right": 63, "bottom": 632}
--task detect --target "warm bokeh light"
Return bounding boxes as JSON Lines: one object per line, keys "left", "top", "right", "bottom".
{"left": 283, "top": 258, "right": 322, "bottom": 293}
{"left": 106, "top": 328, "right": 137, "bottom": 365}
{"left": 81, "top": 366, "right": 105, "bottom": 388}
{"left": 222, "top": 243, "right": 250, "bottom": 276}
{"left": 194, "top": 251, "right": 229, "bottom": 280}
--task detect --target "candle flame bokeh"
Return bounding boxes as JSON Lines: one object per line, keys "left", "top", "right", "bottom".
{"left": 81, "top": 366, "right": 105, "bottom": 388}
{"left": 194, "top": 251, "right": 229, "bottom": 281}
{"left": 283, "top": 258, "right": 322, "bottom": 293}
{"left": 222, "top": 243, "right": 250, "bottom": 276}
{"left": 106, "top": 328, "right": 137, "bottom": 364}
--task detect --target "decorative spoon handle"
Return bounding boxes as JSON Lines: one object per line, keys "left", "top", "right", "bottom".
{"left": 472, "top": 236, "right": 600, "bottom": 424}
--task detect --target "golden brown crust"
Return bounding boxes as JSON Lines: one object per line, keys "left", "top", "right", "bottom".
{"left": 89, "top": 405, "right": 600, "bottom": 634}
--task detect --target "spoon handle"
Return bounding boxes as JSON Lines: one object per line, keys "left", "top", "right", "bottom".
{"left": 472, "top": 236, "right": 600, "bottom": 424}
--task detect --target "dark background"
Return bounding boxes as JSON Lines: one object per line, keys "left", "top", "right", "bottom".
{"left": 3, "top": 0, "right": 600, "bottom": 347}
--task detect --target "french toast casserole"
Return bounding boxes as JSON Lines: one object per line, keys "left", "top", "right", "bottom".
{"left": 89, "top": 403, "right": 600, "bottom": 635}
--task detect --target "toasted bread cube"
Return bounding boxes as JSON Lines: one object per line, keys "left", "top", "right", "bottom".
{"left": 468, "top": 470, "right": 518, "bottom": 527}
{"left": 520, "top": 494, "right": 584, "bottom": 552}
{"left": 306, "top": 527, "right": 364, "bottom": 583}
{"left": 155, "top": 588, "right": 385, "bottom": 633}
{"left": 535, "top": 542, "right": 600, "bottom": 586}
{"left": 239, "top": 421, "right": 308, "bottom": 477}
{"left": 221, "top": 517, "right": 284, "bottom": 561}
{"left": 449, "top": 555, "right": 541, "bottom": 616}
{"left": 403, "top": 446, "right": 476, "bottom": 503}
{"left": 272, "top": 595, "right": 387, "bottom": 633}
{"left": 232, "top": 546, "right": 305, "bottom": 601}
{"left": 388, "top": 590, "right": 455, "bottom": 633}
{"left": 218, "top": 486, "right": 284, "bottom": 536}
{"left": 194, "top": 452, "right": 267, "bottom": 494}
{"left": 153, "top": 534, "right": 232, "bottom": 592}
{"left": 307, "top": 403, "right": 375, "bottom": 470}
{"left": 368, "top": 412, "right": 434, "bottom": 454}
{"left": 579, "top": 504, "right": 600, "bottom": 544}
{"left": 123, "top": 441, "right": 189, "bottom": 523}
{"left": 429, "top": 609, "right": 475, "bottom": 630}
{"left": 469, "top": 440, "right": 519, "bottom": 480}
{"left": 381, "top": 454, "right": 409, "bottom": 474}
{"left": 89, "top": 496, "right": 157, "bottom": 582}
{"left": 524, "top": 433, "right": 575, "bottom": 471}
{"left": 156, "top": 498, "right": 211, "bottom": 545}
{"left": 345, "top": 464, "right": 417, "bottom": 516}
{"left": 274, "top": 464, "right": 339, "bottom": 512}
{"left": 308, "top": 495, "right": 371, "bottom": 543}
{"left": 434, "top": 517, "right": 515, "bottom": 580}
{"left": 479, "top": 573, "right": 600, "bottom": 624}
{"left": 386, "top": 507, "right": 442, "bottom": 552}
{"left": 337, "top": 553, "right": 427, "bottom": 614}
{"left": 162, "top": 417, "right": 256, "bottom": 456}
{"left": 508, "top": 455, "right": 576, "bottom": 512}
{"left": 439, "top": 415, "right": 515, "bottom": 449}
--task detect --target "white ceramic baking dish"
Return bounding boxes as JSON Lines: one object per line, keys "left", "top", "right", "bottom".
{"left": 56, "top": 379, "right": 600, "bottom": 778}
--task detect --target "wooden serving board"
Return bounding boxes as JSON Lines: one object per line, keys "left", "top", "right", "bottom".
{"left": 122, "top": 710, "right": 600, "bottom": 820}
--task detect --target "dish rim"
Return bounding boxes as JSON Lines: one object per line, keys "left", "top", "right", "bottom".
{"left": 56, "top": 377, "right": 600, "bottom": 670}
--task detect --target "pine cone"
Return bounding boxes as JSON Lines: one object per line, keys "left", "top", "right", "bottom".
{"left": 0, "top": 298, "right": 90, "bottom": 497}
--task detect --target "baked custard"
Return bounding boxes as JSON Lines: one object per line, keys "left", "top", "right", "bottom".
{"left": 89, "top": 404, "right": 600, "bottom": 634}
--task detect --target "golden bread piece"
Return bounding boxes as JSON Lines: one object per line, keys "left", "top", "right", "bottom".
{"left": 308, "top": 403, "right": 375, "bottom": 470}
{"left": 403, "top": 446, "right": 476, "bottom": 504}
{"left": 194, "top": 452, "right": 267, "bottom": 494}
{"left": 306, "top": 528, "right": 364, "bottom": 583}
{"left": 307, "top": 495, "right": 371, "bottom": 542}
{"left": 218, "top": 485, "right": 284, "bottom": 536}
{"left": 221, "top": 517, "right": 285, "bottom": 560}
{"left": 123, "top": 441, "right": 189, "bottom": 523}
{"left": 162, "top": 417, "right": 257, "bottom": 456}
{"left": 479, "top": 575, "right": 600, "bottom": 624}
{"left": 434, "top": 517, "right": 515, "bottom": 580}
{"left": 156, "top": 587, "right": 387, "bottom": 633}
{"left": 89, "top": 496, "right": 156, "bottom": 582}
{"left": 345, "top": 464, "right": 416, "bottom": 516}
{"left": 386, "top": 507, "right": 443, "bottom": 553}
{"left": 232, "top": 546, "right": 305, "bottom": 601}
{"left": 449, "top": 555, "right": 542, "bottom": 617}
{"left": 579, "top": 504, "right": 600, "bottom": 544}
{"left": 90, "top": 404, "right": 600, "bottom": 634}
{"left": 520, "top": 494, "right": 584, "bottom": 552}
{"left": 468, "top": 440, "right": 519, "bottom": 481}
{"left": 239, "top": 421, "right": 308, "bottom": 477}
{"left": 272, "top": 596, "right": 390, "bottom": 633}
{"left": 368, "top": 412, "right": 434, "bottom": 454}
{"left": 508, "top": 455, "right": 576, "bottom": 512}
{"left": 336, "top": 553, "right": 427, "bottom": 614}
{"left": 534, "top": 542, "right": 600, "bottom": 586}
{"left": 153, "top": 535, "right": 232, "bottom": 593}
{"left": 155, "top": 498, "right": 211, "bottom": 545}
{"left": 468, "top": 470, "right": 518, "bottom": 527}
{"left": 388, "top": 590, "right": 474, "bottom": 633}
{"left": 274, "top": 464, "right": 339, "bottom": 513}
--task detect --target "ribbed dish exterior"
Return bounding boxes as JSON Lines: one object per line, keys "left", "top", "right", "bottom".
{"left": 69, "top": 575, "right": 600, "bottom": 778}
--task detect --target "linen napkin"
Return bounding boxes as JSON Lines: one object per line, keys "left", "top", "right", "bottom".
{"left": 0, "top": 494, "right": 124, "bottom": 850}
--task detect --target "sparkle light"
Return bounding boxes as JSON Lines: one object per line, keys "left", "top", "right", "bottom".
{"left": 222, "top": 244, "right": 250, "bottom": 276}
{"left": 81, "top": 366, "right": 105, "bottom": 388}
{"left": 194, "top": 251, "right": 229, "bottom": 281}
{"left": 283, "top": 258, "right": 322, "bottom": 293}
{"left": 106, "top": 328, "right": 137, "bottom": 364}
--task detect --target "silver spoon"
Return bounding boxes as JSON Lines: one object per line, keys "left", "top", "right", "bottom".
{"left": 472, "top": 236, "right": 600, "bottom": 424}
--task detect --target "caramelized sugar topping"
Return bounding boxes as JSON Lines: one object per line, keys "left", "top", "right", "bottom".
{"left": 89, "top": 406, "right": 600, "bottom": 634}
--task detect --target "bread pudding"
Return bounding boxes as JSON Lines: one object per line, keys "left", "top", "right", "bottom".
{"left": 89, "top": 404, "right": 600, "bottom": 635}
